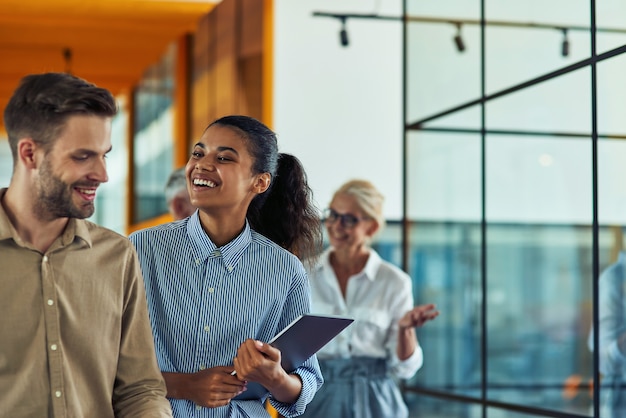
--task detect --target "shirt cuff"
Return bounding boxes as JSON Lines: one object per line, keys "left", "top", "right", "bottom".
{"left": 394, "top": 345, "right": 424, "bottom": 380}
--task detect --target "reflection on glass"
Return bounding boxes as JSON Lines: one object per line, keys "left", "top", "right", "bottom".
{"left": 91, "top": 105, "right": 129, "bottom": 234}
{"left": 133, "top": 43, "right": 177, "bottom": 223}
{"left": 400, "top": 221, "right": 617, "bottom": 416}
{"left": 485, "top": 223, "right": 594, "bottom": 416}
{"left": 485, "top": 68, "right": 591, "bottom": 134}
{"left": 0, "top": 135, "right": 12, "bottom": 188}
{"left": 405, "top": 391, "right": 481, "bottom": 417}
{"left": 485, "top": 27, "right": 590, "bottom": 95}
{"left": 406, "top": 21, "right": 481, "bottom": 127}
{"left": 404, "top": 1, "right": 626, "bottom": 417}
{"left": 591, "top": 250, "right": 626, "bottom": 418}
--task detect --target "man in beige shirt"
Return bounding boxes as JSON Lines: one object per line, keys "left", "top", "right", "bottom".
{"left": 0, "top": 72, "right": 173, "bottom": 417}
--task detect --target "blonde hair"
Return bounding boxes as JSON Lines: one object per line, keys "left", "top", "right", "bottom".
{"left": 332, "top": 179, "right": 386, "bottom": 233}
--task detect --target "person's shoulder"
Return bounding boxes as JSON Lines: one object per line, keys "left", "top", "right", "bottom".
{"left": 601, "top": 253, "right": 626, "bottom": 282}
{"left": 250, "top": 230, "right": 302, "bottom": 264}
{"left": 129, "top": 219, "right": 187, "bottom": 241}
{"left": 78, "top": 219, "right": 135, "bottom": 253}
{"left": 81, "top": 219, "right": 128, "bottom": 242}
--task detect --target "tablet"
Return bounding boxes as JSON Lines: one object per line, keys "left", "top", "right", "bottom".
{"left": 233, "top": 313, "right": 354, "bottom": 400}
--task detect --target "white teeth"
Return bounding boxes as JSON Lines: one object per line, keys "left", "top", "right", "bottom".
{"left": 77, "top": 188, "right": 95, "bottom": 195}
{"left": 193, "top": 178, "right": 216, "bottom": 187}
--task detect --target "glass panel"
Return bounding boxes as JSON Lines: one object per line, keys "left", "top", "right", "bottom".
{"left": 133, "top": 43, "right": 177, "bottom": 223}
{"left": 405, "top": 13, "right": 481, "bottom": 128}
{"left": 405, "top": 131, "right": 482, "bottom": 399}
{"left": 485, "top": 0, "right": 590, "bottom": 95}
{"left": 406, "top": 221, "right": 482, "bottom": 400}
{"left": 407, "top": 0, "right": 480, "bottom": 20}
{"left": 485, "top": 134, "right": 594, "bottom": 415}
{"left": 0, "top": 134, "right": 11, "bottom": 188}
{"left": 486, "top": 67, "right": 590, "bottom": 134}
{"left": 598, "top": 52, "right": 626, "bottom": 135}
{"left": 486, "top": 135, "right": 591, "bottom": 224}
{"left": 406, "top": 131, "right": 482, "bottom": 222}
{"left": 597, "top": 0, "right": 626, "bottom": 56}
{"left": 405, "top": 392, "right": 482, "bottom": 417}
{"left": 593, "top": 51, "right": 626, "bottom": 418}
{"left": 487, "top": 405, "right": 592, "bottom": 417}
{"left": 420, "top": 106, "right": 482, "bottom": 131}
{"left": 485, "top": 223, "right": 595, "bottom": 416}
{"left": 485, "top": 26, "right": 590, "bottom": 95}
{"left": 91, "top": 103, "right": 129, "bottom": 235}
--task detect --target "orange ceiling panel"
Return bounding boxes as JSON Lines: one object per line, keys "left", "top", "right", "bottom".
{"left": 0, "top": 0, "right": 219, "bottom": 130}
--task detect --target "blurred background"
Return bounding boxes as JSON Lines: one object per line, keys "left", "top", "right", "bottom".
{"left": 2, "top": 1, "right": 626, "bottom": 417}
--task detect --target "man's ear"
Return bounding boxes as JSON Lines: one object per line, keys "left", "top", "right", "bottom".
{"left": 16, "top": 138, "right": 39, "bottom": 169}
{"left": 253, "top": 173, "right": 271, "bottom": 194}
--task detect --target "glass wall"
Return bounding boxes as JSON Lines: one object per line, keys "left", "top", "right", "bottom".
{"left": 403, "top": 1, "right": 626, "bottom": 417}
{"left": 132, "top": 43, "right": 177, "bottom": 224}
{"left": 90, "top": 100, "right": 129, "bottom": 235}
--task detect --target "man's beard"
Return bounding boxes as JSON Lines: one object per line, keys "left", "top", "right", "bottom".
{"left": 34, "top": 159, "right": 96, "bottom": 220}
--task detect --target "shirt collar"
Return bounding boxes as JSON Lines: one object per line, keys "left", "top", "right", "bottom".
{"left": 362, "top": 248, "right": 382, "bottom": 280}
{"left": 186, "top": 211, "right": 252, "bottom": 268}
{"left": 319, "top": 246, "right": 383, "bottom": 281}
{"left": 0, "top": 188, "right": 92, "bottom": 249}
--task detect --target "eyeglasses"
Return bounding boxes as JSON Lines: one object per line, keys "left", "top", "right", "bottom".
{"left": 322, "top": 208, "right": 368, "bottom": 229}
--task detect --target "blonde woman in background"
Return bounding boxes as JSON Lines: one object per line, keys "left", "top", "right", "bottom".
{"left": 302, "top": 179, "right": 439, "bottom": 418}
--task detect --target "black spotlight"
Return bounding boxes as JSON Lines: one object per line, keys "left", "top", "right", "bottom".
{"left": 63, "top": 48, "right": 73, "bottom": 74}
{"left": 339, "top": 17, "right": 349, "bottom": 47}
{"left": 453, "top": 23, "right": 465, "bottom": 52}
{"left": 561, "top": 28, "right": 569, "bottom": 57}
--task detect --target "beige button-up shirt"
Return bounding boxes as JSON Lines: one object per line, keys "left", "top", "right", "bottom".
{"left": 0, "top": 188, "right": 172, "bottom": 417}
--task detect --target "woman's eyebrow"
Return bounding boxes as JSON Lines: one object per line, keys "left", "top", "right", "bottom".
{"left": 216, "top": 146, "right": 238, "bottom": 155}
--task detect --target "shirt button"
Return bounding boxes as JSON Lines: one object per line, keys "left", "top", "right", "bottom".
{"left": 47, "top": 299, "right": 54, "bottom": 306}
{"left": 55, "top": 391, "right": 62, "bottom": 398}
{"left": 196, "top": 405, "right": 202, "bottom": 410}
{"left": 208, "top": 288, "right": 214, "bottom": 294}
{"left": 195, "top": 259, "right": 201, "bottom": 265}
{"left": 43, "top": 256, "right": 49, "bottom": 263}
{"left": 51, "top": 344, "right": 58, "bottom": 351}
{"left": 227, "top": 266, "right": 233, "bottom": 272}
{"left": 204, "top": 325, "right": 210, "bottom": 332}
{"left": 199, "top": 365, "right": 206, "bottom": 370}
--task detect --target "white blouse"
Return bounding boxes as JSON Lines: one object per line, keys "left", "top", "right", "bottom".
{"left": 307, "top": 247, "right": 424, "bottom": 379}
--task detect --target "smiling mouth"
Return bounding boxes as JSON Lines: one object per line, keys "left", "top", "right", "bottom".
{"left": 193, "top": 178, "right": 217, "bottom": 188}
{"left": 75, "top": 187, "right": 97, "bottom": 201}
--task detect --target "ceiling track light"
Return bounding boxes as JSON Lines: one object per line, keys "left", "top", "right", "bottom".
{"left": 63, "top": 47, "right": 73, "bottom": 74}
{"left": 561, "top": 28, "right": 570, "bottom": 57}
{"left": 339, "top": 16, "right": 349, "bottom": 47}
{"left": 453, "top": 22, "right": 465, "bottom": 52}
{"left": 313, "top": 12, "right": 626, "bottom": 58}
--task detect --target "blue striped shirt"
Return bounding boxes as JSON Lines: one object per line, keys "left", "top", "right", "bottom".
{"left": 129, "top": 212, "right": 322, "bottom": 418}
